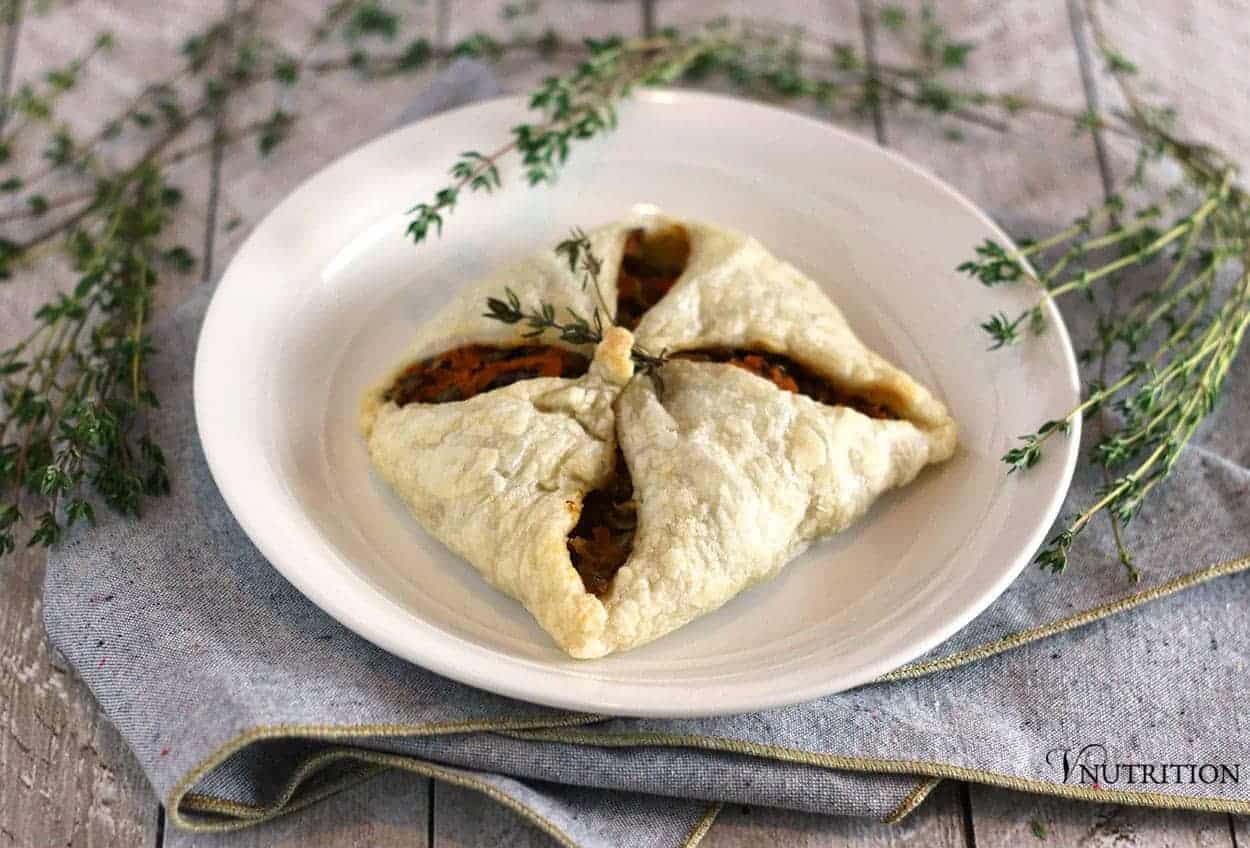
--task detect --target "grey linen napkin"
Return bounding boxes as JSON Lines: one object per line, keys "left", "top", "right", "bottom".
{"left": 43, "top": 62, "right": 1250, "bottom": 846}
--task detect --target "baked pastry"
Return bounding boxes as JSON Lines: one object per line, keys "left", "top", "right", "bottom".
{"left": 360, "top": 209, "right": 957, "bottom": 658}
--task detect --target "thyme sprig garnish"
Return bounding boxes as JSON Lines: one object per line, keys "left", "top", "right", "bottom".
{"left": 554, "top": 227, "right": 615, "bottom": 327}
{"left": 485, "top": 285, "right": 603, "bottom": 346}
{"left": 483, "top": 228, "right": 667, "bottom": 374}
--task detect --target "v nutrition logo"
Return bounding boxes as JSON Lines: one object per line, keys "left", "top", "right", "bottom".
{"left": 1047, "top": 743, "right": 1242, "bottom": 788}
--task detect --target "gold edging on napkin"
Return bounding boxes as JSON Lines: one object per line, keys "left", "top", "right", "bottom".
{"left": 883, "top": 777, "right": 942, "bottom": 824}
{"left": 167, "top": 552, "right": 1250, "bottom": 835}
{"left": 167, "top": 715, "right": 603, "bottom": 831}
{"left": 503, "top": 726, "right": 1250, "bottom": 816}
{"left": 682, "top": 802, "right": 724, "bottom": 847}
{"left": 181, "top": 761, "right": 388, "bottom": 820}
{"left": 877, "top": 553, "right": 1250, "bottom": 682}
{"left": 173, "top": 740, "right": 722, "bottom": 847}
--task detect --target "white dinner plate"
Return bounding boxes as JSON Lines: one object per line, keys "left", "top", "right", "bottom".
{"left": 195, "top": 90, "right": 1079, "bottom": 717}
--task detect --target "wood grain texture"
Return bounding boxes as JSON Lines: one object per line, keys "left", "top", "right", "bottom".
{"left": 704, "top": 781, "right": 965, "bottom": 848}
{"left": 968, "top": 785, "right": 1236, "bottom": 848}
{"left": 3, "top": 0, "right": 222, "bottom": 314}
{"left": 1092, "top": 0, "right": 1250, "bottom": 180}
{"left": 872, "top": 0, "right": 1106, "bottom": 223}
{"left": 443, "top": 0, "right": 642, "bottom": 93}
{"left": 208, "top": 0, "right": 443, "bottom": 265}
{"left": 655, "top": 0, "right": 879, "bottom": 144}
{"left": 0, "top": 546, "right": 159, "bottom": 848}
{"left": 433, "top": 782, "right": 551, "bottom": 848}
{"left": 162, "top": 768, "right": 430, "bottom": 848}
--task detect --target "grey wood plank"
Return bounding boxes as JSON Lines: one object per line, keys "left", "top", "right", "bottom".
{"left": 704, "top": 780, "right": 966, "bottom": 847}
{"left": 657, "top": 0, "right": 862, "bottom": 49}
{"left": 1091, "top": 0, "right": 1250, "bottom": 179}
{"left": 4, "top": 0, "right": 221, "bottom": 292}
{"left": 968, "top": 785, "right": 1236, "bottom": 848}
{"left": 431, "top": 782, "right": 961, "bottom": 848}
{"left": 1067, "top": 0, "right": 1116, "bottom": 200}
{"left": 0, "top": 0, "right": 22, "bottom": 134}
{"left": 872, "top": 0, "right": 1105, "bottom": 223}
{"left": 200, "top": 0, "right": 238, "bottom": 285}
{"left": 442, "top": 0, "right": 641, "bottom": 94}
{"left": 1, "top": 546, "right": 160, "bottom": 848}
{"left": 432, "top": 782, "right": 553, "bottom": 848}
{"left": 208, "top": 0, "right": 444, "bottom": 264}
{"left": 656, "top": 0, "right": 877, "bottom": 144}
{"left": 162, "top": 767, "right": 430, "bottom": 848}
{"left": 854, "top": 0, "right": 886, "bottom": 144}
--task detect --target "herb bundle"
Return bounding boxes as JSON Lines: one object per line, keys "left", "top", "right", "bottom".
{"left": 954, "top": 12, "right": 1248, "bottom": 577}
{"left": 0, "top": 1, "right": 456, "bottom": 555}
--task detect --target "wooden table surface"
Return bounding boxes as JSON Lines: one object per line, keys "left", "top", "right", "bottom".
{"left": 1, "top": 1, "right": 1247, "bottom": 846}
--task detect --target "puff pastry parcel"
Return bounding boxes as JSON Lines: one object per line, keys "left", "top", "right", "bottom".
{"left": 360, "top": 209, "right": 957, "bottom": 658}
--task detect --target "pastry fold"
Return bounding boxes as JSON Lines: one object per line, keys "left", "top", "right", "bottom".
{"left": 361, "top": 209, "right": 956, "bottom": 658}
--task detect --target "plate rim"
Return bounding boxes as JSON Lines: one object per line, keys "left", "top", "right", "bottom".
{"left": 194, "top": 88, "right": 1080, "bottom": 717}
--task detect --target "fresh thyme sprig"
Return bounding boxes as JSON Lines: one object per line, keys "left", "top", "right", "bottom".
{"left": 406, "top": 34, "right": 710, "bottom": 245}
{"left": 405, "top": 9, "right": 1047, "bottom": 249}
{"left": 0, "top": 162, "right": 177, "bottom": 553}
{"left": 484, "top": 286, "right": 605, "bottom": 347}
{"left": 958, "top": 32, "right": 1250, "bottom": 577}
{"left": 0, "top": 0, "right": 470, "bottom": 555}
{"left": 554, "top": 226, "right": 614, "bottom": 324}
{"left": 483, "top": 228, "right": 667, "bottom": 374}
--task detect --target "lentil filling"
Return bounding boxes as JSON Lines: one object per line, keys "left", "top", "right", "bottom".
{"left": 615, "top": 224, "right": 692, "bottom": 330}
{"left": 385, "top": 344, "right": 589, "bottom": 406}
{"left": 567, "top": 449, "right": 636, "bottom": 598}
{"left": 674, "top": 348, "right": 900, "bottom": 420}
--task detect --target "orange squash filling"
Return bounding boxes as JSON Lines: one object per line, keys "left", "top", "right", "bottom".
{"left": 615, "top": 224, "right": 691, "bottom": 330}
{"left": 674, "top": 348, "right": 899, "bottom": 420}
{"left": 567, "top": 449, "right": 636, "bottom": 598}
{"left": 386, "top": 344, "right": 589, "bottom": 406}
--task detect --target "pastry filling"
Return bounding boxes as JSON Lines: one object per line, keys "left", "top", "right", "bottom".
{"left": 386, "top": 344, "right": 589, "bottom": 406}
{"left": 674, "top": 348, "right": 899, "bottom": 419}
{"left": 615, "top": 224, "right": 691, "bottom": 330}
{"left": 568, "top": 449, "right": 636, "bottom": 598}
